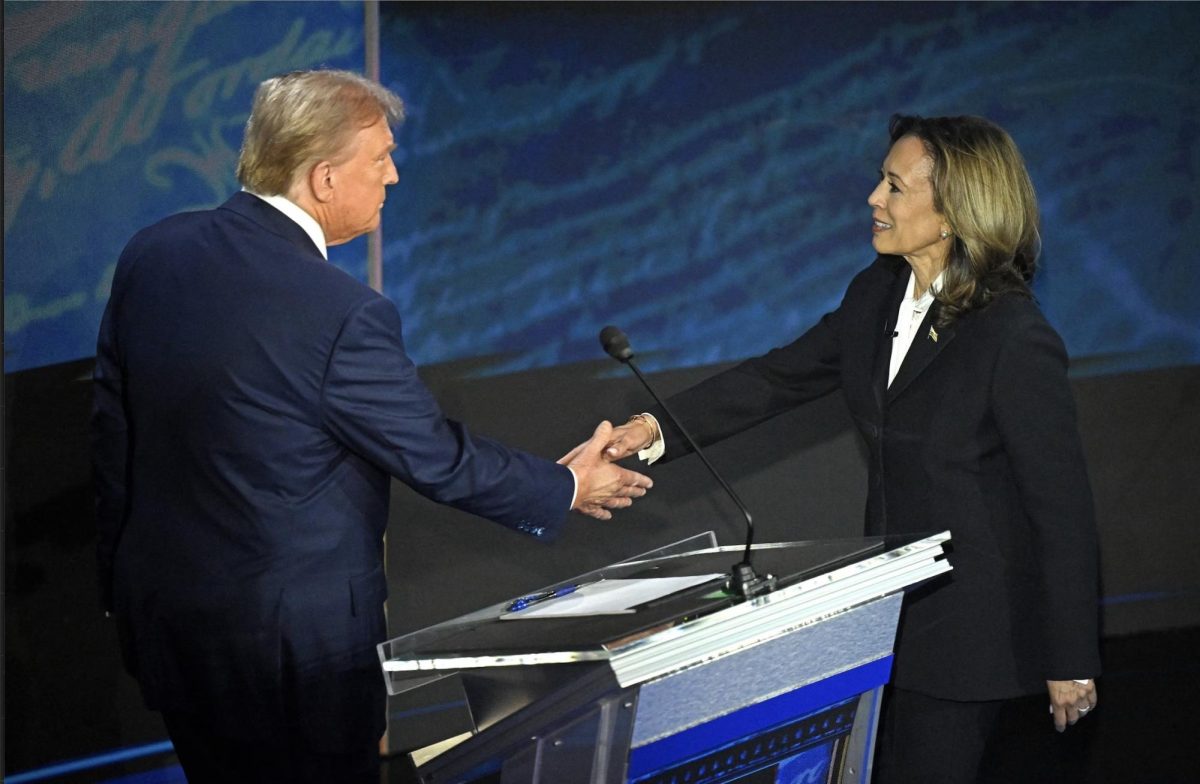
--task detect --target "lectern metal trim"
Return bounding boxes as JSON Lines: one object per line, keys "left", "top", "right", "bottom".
{"left": 607, "top": 533, "right": 950, "bottom": 688}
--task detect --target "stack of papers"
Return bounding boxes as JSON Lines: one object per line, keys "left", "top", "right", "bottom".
{"left": 501, "top": 574, "right": 724, "bottom": 619}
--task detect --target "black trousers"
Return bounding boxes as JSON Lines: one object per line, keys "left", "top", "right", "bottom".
{"left": 872, "top": 686, "right": 1005, "bottom": 784}
{"left": 162, "top": 709, "right": 381, "bottom": 784}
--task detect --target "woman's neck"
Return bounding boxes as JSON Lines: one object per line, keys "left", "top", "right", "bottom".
{"left": 906, "top": 253, "right": 947, "bottom": 299}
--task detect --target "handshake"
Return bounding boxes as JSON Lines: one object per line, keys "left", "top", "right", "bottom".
{"left": 558, "top": 416, "right": 662, "bottom": 520}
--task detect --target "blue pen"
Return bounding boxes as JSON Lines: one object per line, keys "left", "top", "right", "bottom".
{"left": 506, "top": 584, "right": 579, "bottom": 612}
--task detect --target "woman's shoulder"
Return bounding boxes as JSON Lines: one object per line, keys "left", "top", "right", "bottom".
{"left": 977, "top": 290, "right": 1050, "bottom": 325}
{"left": 966, "top": 291, "right": 1066, "bottom": 352}
{"left": 866, "top": 254, "right": 909, "bottom": 278}
{"left": 845, "top": 254, "right": 907, "bottom": 294}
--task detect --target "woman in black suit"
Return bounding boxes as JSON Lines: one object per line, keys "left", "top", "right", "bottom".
{"left": 603, "top": 115, "right": 1101, "bottom": 782}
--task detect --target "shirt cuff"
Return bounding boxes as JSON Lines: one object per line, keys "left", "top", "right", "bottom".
{"left": 566, "top": 465, "right": 579, "bottom": 510}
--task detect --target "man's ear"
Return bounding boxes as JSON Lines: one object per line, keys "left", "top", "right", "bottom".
{"left": 308, "top": 161, "right": 335, "bottom": 203}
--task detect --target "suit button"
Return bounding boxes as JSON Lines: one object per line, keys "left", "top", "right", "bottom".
{"left": 515, "top": 520, "right": 547, "bottom": 537}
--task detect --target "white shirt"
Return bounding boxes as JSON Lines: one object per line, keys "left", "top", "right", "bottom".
{"left": 888, "top": 269, "right": 944, "bottom": 387}
{"left": 245, "top": 190, "right": 329, "bottom": 260}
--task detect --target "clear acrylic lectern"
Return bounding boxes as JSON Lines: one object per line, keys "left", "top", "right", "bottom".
{"left": 378, "top": 531, "right": 951, "bottom": 784}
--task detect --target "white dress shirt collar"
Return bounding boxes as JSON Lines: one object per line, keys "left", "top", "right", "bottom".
{"left": 244, "top": 190, "right": 328, "bottom": 260}
{"left": 888, "top": 268, "right": 945, "bottom": 387}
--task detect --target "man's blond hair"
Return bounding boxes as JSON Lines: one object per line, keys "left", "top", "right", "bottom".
{"left": 236, "top": 70, "right": 404, "bottom": 196}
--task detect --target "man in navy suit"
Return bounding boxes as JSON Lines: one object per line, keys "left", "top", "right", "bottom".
{"left": 91, "top": 69, "right": 652, "bottom": 782}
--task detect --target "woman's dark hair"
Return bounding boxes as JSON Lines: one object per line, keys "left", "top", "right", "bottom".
{"left": 889, "top": 114, "right": 1041, "bottom": 326}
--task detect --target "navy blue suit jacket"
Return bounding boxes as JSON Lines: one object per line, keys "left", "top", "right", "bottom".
{"left": 652, "top": 255, "right": 1101, "bottom": 701}
{"left": 92, "top": 192, "right": 574, "bottom": 748}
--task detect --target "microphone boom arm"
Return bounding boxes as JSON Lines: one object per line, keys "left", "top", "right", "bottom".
{"left": 622, "top": 359, "right": 756, "bottom": 562}
{"left": 600, "top": 326, "right": 775, "bottom": 599}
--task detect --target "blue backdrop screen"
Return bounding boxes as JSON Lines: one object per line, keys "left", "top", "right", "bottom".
{"left": 378, "top": 1, "right": 1200, "bottom": 376}
{"left": 4, "top": 1, "right": 1198, "bottom": 377}
{"left": 3, "top": 1, "right": 366, "bottom": 371}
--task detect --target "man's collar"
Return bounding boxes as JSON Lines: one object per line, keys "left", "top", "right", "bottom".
{"left": 243, "top": 190, "right": 328, "bottom": 260}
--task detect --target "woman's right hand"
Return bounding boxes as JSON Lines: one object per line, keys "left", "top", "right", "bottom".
{"left": 604, "top": 417, "right": 657, "bottom": 461}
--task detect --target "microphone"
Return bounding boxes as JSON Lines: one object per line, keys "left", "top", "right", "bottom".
{"left": 599, "top": 326, "right": 776, "bottom": 599}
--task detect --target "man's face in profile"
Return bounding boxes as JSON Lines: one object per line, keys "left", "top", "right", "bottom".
{"left": 323, "top": 116, "right": 398, "bottom": 246}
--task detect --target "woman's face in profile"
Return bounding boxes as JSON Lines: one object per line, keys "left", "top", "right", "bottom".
{"left": 867, "top": 135, "right": 950, "bottom": 269}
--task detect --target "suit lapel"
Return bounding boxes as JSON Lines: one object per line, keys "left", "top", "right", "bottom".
{"left": 872, "top": 268, "right": 911, "bottom": 412}
{"left": 887, "top": 300, "right": 956, "bottom": 402}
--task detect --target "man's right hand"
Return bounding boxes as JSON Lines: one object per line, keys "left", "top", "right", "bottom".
{"left": 560, "top": 421, "right": 654, "bottom": 520}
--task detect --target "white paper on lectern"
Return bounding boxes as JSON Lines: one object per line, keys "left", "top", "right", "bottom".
{"left": 500, "top": 574, "right": 725, "bottom": 619}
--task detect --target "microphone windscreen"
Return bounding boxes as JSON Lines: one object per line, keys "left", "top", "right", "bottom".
{"left": 599, "top": 325, "right": 634, "bottom": 361}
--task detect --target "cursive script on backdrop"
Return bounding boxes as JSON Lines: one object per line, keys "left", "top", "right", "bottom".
{"left": 4, "top": 1, "right": 360, "bottom": 344}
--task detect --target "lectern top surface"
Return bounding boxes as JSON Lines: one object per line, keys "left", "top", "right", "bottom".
{"left": 378, "top": 533, "right": 946, "bottom": 682}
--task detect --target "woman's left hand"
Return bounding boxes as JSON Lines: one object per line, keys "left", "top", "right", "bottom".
{"left": 1047, "top": 678, "right": 1098, "bottom": 732}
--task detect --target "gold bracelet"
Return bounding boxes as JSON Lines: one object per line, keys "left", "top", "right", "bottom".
{"left": 627, "top": 414, "right": 659, "bottom": 450}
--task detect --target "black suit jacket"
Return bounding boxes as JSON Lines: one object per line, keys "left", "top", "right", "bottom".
{"left": 91, "top": 192, "right": 574, "bottom": 749}
{"left": 654, "top": 255, "right": 1101, "bottom": 700}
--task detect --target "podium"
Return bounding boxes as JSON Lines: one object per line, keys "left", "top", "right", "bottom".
{"left": 379, "top": 531, "right": 951, "bottom": 783}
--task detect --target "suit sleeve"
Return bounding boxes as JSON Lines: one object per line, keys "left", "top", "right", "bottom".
{"left": 654, "top": 300, "right": 848, "bottom": 462}
{"left": 991, "top": 313, "right": 1101, "bottom": 679}
{"left": 319, "top": 295, "right": 574, "bottom": 539}
{"left": 91, "top": 260, "right": 132, "bottom": 614}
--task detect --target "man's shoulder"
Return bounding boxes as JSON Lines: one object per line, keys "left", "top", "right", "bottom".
{"left": 136, "top": 204, "right": 218, "bottom": 231}
{"left": 131, "top": 193, "right": 286, "bottom": 240}
{"left": 126, "top": 197, "right": 244, "bottom": 244}
{"left": 118, "top": 206, "right": 221, "bottom": 265}
{"left": 122, "top": 199, "right": 376, "bottom": 303}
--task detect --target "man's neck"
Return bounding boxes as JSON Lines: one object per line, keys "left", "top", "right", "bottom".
{"left": 246, "top": 191, "right": 328, "bottom": 259}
